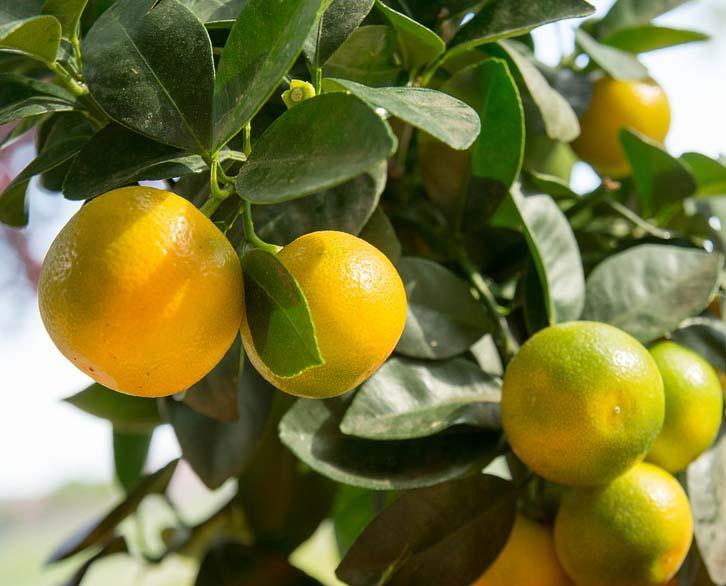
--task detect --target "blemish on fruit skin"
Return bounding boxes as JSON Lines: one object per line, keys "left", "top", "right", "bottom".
{"left": 614, "top": 405, "right": 622, "bottom": 415}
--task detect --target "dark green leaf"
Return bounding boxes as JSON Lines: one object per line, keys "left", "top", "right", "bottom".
{"left": 113, "top": 428, "right": 152, "bottom": 493}
{"left": 523, "top": 170, "right": 579, "bottom": 200}
{"left": 304, "top": 0, "right": 374, "bottom": 67}
{"left": 681, "top": 152, "right": 726, "bottom": 196}
{"left": 0, "top": 0, "right": 61, "bottom": 64}
{"left": 336, "top": 475, "right": 516, "bottom": 586}
{"left": 670, "top": 316, "right": 726, "bottom": 373}
{"left": 685, "top": 196, "right": 726, "bottom": 254}
{"left": 166, "top": 355, "right": 274, "bottom": 489}
{"left": 64, "top": 383, "right": 163, "bottom": 433}
{"left": 43, "top": 0, "right": 89, "bottom": 39}
{"left": 213, "top": 0, "right": 326, "bottom": 148}
{"left": 360, "top": 207, "right": 401, "bottom": 263}
{"left": 375, "top": 0, "right": 444, "bottom": 70}
{"left": 333, "top": 486, "right": 398, "bottom": 557}
{"left": 177, "top": 0, "right": 243, "bottom": 24}
{"left": 84, "top": 0, "right": 214, "bottom": 153}
{"left": 341, "top": 356, "right": 501, "bottom": 440}
{"left": 582, "top": 244, "right": 723, "bottom": 342}
{"left": 279, "top": 396, "right": 501, "bottom": 490}
{"left": 325, "top": 78, "right": 479, "bottom": 150}
{"left": 0, "top": 180, "right": 30, "bottom": 227}
{"left": 236, "top": 93, "right": 395, "bottom": 204}
{"left": 241, "top": 249, "right": 323, "bottom": 378}
{"left": 597, "top": 0, "right": 697, "bottom": 39}
{"left": 396, "top": 257, "right": 490, "bottom": 360}
{"left": 324, "top": 25, "right": 402, "bottom": 87}
{"left": 254, "top": 162, "right": 387, "bottom": 246}
{"left": 602, "top": 25, "right": 708, "bottom": 54}
{"left": 1, "top": 115, "right": 42, "bottom": 150}
{"left": 621, "top": 129, "right": 697, "bottom": 217}
{"left": 48, "top": 459, "right": 178, "bottom": 562}
{"left": 63, "top": 123, "right": 206, "bottom": 200}
{"left": 575, "top": 28, "right": 648, "bottom": 81}
{"left": 0, "top": 73, "right": 77, "bottom": 125}
{"left": 36, "top": 112, "right": 94, "bottom": 191}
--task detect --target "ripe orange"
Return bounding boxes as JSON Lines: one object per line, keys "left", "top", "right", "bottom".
{"left": 39, "top": 186, "right": 243, "bottom": 397}
{"left": 647, "top": 341, "right": 724, "bottom": 472}
{"left": 501, "top": 321, "right": 665, "bottom": 486}
{"left": 240, "top": 231, "right": 407, "bottom": 398}
{"left": 474, "top": 513, "right": 572, "bottom": 586}
{"left": 573, "top": 76, "right": 670, "bottom": 177}
{"left": 555, "top": 462, "right": 693, "bottom": 586}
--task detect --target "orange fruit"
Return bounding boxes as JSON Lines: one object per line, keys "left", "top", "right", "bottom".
{"left": 473, "top": 513, "right": 572, "bottom": 586}
{"left": 501, "top": 321, "right": 665, "bottom": 486}
{"left": 241, "top": 231, "right": 407, "bottom": 398}
{"left": 39, "top": 186, "right": 243, "bottom": 397}
{"left": 646, "top": 341, "right": 723, "bottom": 472}
{"left": 573, "top": 76, "right": 670, "bottom": 177}
{"left": 555, "top": 462, "right": 693, "bottom": 586}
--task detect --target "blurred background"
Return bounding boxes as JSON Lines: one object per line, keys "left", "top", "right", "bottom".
{"left": 1, "top": 0, "right": 725, "bottom": 583}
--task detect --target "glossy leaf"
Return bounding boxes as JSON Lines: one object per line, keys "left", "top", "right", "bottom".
{"left": 213, "top": 0, "right": 326, "bottom": 148}
{"left": 0, "top": 0, "right": 61, "bottom": 64}
{"left": 670, "top": 316, "right": 726, "bottom": 373}
{"left": 681, "top": 152, "right": 726, "bottom": 196}
{"left": 375, "top": 0, "right": 444, "bottom": 70}
{"left": 602, "top": 25, "right": 708, "bottom": 54}
{"left": 241, "top": 249, "right": 323, "bottom": 378}
{"left": 340, "top": 357, "right": 501, "bottom": 440}
{"left": 324, "top": 25, "right": 402, "bottom": 87}
{"left": 84, "top": 0, "right": 214, "bottom": 153}
{"left": 332, "top": 486, "right": 398, "bottom": 557}
{"left": 64, "top": 383, "right": 162, "bottom": 433}
{"left": 396, "top": 257, "right": 490, "bottom": 360}
{"left": 43, "top": 0, "right": 89, "bottom": 39}
{"left": 336, "top": 475, "right": 516, "bottom": 586}
{"left": 112, "top": 429, "right": 152, "bottom": 493}
{"left": 597, "top": 0, "right": 696, "bottom": 39}
{"left": 582, "top": 244, "right": 723, "bottom": 343}
{"left": 575, "top": 28, "right": 648, "bottom": 81}
{"left": 0, "top": 74, "right": 77, "bottom": 126}
{"left": 63, "top": 123, "right": 206, "bottom": 200}
{"left": 621, "top": 129, "right": 697, "bottom": 217}
{"left": 177, "top": 0, "right": 243, "bottom": 24}
{"left": 360, "top": 207, "right": 401, "bottom": 263}
{"left": 325, "top": 78, "right": 479, "bottom": 150}
{"left": 304, "top": 0, "right": 374, "bottom": 66}
{"left": 279, "top": 396, "right": 501, "bottom": 490}
{"left": 236, "top": 93, "right": 395, "bottom": 204}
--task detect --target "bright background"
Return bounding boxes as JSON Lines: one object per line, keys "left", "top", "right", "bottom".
{"left": 0, "top": 0, "right": 724, "bottom": 582}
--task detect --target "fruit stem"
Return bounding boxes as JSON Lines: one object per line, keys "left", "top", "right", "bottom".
{"left": 243, "top": 123, "right": 252, "bottom": 157}
{"left": 243, "top": 200, "right": 282, "bottom": 254}
{"left": 200, "top": 155, "right": 234, "bottom": 217}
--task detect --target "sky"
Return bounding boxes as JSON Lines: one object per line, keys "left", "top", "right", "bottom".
{"left": 0, "top": 0, "right": 725, "bottom": 499}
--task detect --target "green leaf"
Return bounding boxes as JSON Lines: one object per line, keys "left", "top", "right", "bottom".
{"left": 36, "top": 112, "right": 95, "bottom": 192}
{"left": 213, "top": 0, "right": 327, "bottom": 148}
{"left": 687, "top": 433, "right": 726, "bottom": 585}
{"left": 621, "top": 129, "right": 697, "bottom": 217}
{"left": 494, "top": 41, "right": 580, "bottom": 143}
{"left": 684, "top": 196, "right": 726, "bottom": 254}
{"left": 575, "top": 28, "right": 648, "bottom": 81}
{"left": 166, "top": 355, "right": 274, "bottom": 489}
{"left": 375, "top": 0, "right": 444, "bottom": 70}
{"left": 279, "top": 396, "right": 501, "bottom": 490}
{"left": 332, "top": 486, "right": 398, "bottom": 557}
{"left": 42, "top": 0, "right": 89, "bottom": 39}
{"left": 681, "top": 152, "right": 726, "bottom": 196}
{"left": 83, "top": 0, "right": 214, "bottom": 153}
{"left": 1, "top": 116, "right": 43, "bottom": 150}
{"left": 0, "top": 73, "right": 77, "bottom": 125}
{"left": 236, "top": 93, "right": 395, "bottom": 204}
{"left": 324, "top": 78, "right": 479, "bottom": 150}
{"left": 254, "top": 162, "right": 387, "bottom": 246}
{"left": 241, "top": 249, "right": 323, "bottom": 378}
{"left": 341, "top": 357, "right": 501, "bottom": 440}
{"left": 0, "top": 0, "right": 61, "bottom": 64}
{"left": 324, "top": 25, "right": 402, "bottom": 87}
{"left": 596, "top": 0, "right": 697, "bottom": 39}
{"left": 523, "top": 170, "right": 579, "bottom": 201}
{"left": 47, "top": 459, "right": 178, "bottom": 562}
{"left": 112, "top": 429, "right": 152, "bottom": 493}
{"left": 449, "top": 0, "right": 594, "bottom": 54}
{"left": 304, "top": 0, "right": 374, "bottom": 67}
{"left": 177, "top": 0, "right": 243, "bottom": 25}
{"left": 359, "top": 207, "right": 401, "bottom": 263}
{"left": 670, "top": 316, "right": 726, "bottom": 373}
{"left": 64, "top": 383, "right": 163, "bottom": 433}
{"left": 582, "top": 244, "right": 723, "bottom": 343}
{"left": 336, "top": 475, "right": 516, "bottom": 586}
{"left": 396, "top": 257, "right": 490, "bottom": 360}
{"left": 601, "top": 25, "right": 708, "bottom": 54}
{"left": 63, "top": 123, "right": 207, "bottom": 200}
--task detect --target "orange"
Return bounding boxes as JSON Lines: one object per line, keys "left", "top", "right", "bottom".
{"left": 573, "top": 76, "right": 670, "bottom": 177}
{"left": 501, "top": 321, "right": 665, "bottom": 486}
{"left": 241, "top": 231, "right": 407, "bottom": 398}
{"left": 39, "top": 186, "right": 243, "bottom": 397}
{"left": 474, "top": 513, "right": 572, "bottom": 586}
{"left": 555, "top": 462, "right": 693, "bottom": 586}
{"left": 646, "top": 341, "right": 723, "bottom": 472}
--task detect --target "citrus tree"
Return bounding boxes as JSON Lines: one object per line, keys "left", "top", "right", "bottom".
{"left": 1, "top": 0, "right": 725, "bottom": 584}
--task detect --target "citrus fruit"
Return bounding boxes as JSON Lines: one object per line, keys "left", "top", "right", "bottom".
{"left": 240, "top": 230, "right": 407, "bottom": 398}
{"left": 39, "top": 186, "right": 243, "bottom": 397}
{"left": 646, "top": 341, "right": 723, "bottom": 472}
{"left": 555, "top": 462, "right": 693, "bottom": 586}
{"left": 573, "top": 76, "right": 670, "bottom": 177}
{"left": 501, "top": 321, "right": 665, "bottom": 486}
{"left": 474, "top": 513, "right": 572, "bottom": 586}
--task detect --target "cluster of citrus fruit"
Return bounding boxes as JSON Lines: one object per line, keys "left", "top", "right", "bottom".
{"left": 476, "top": 321, "right": 723, "bottom": 586}
{"left": 38, "top": 186, "right": 407, "bottom": 399}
